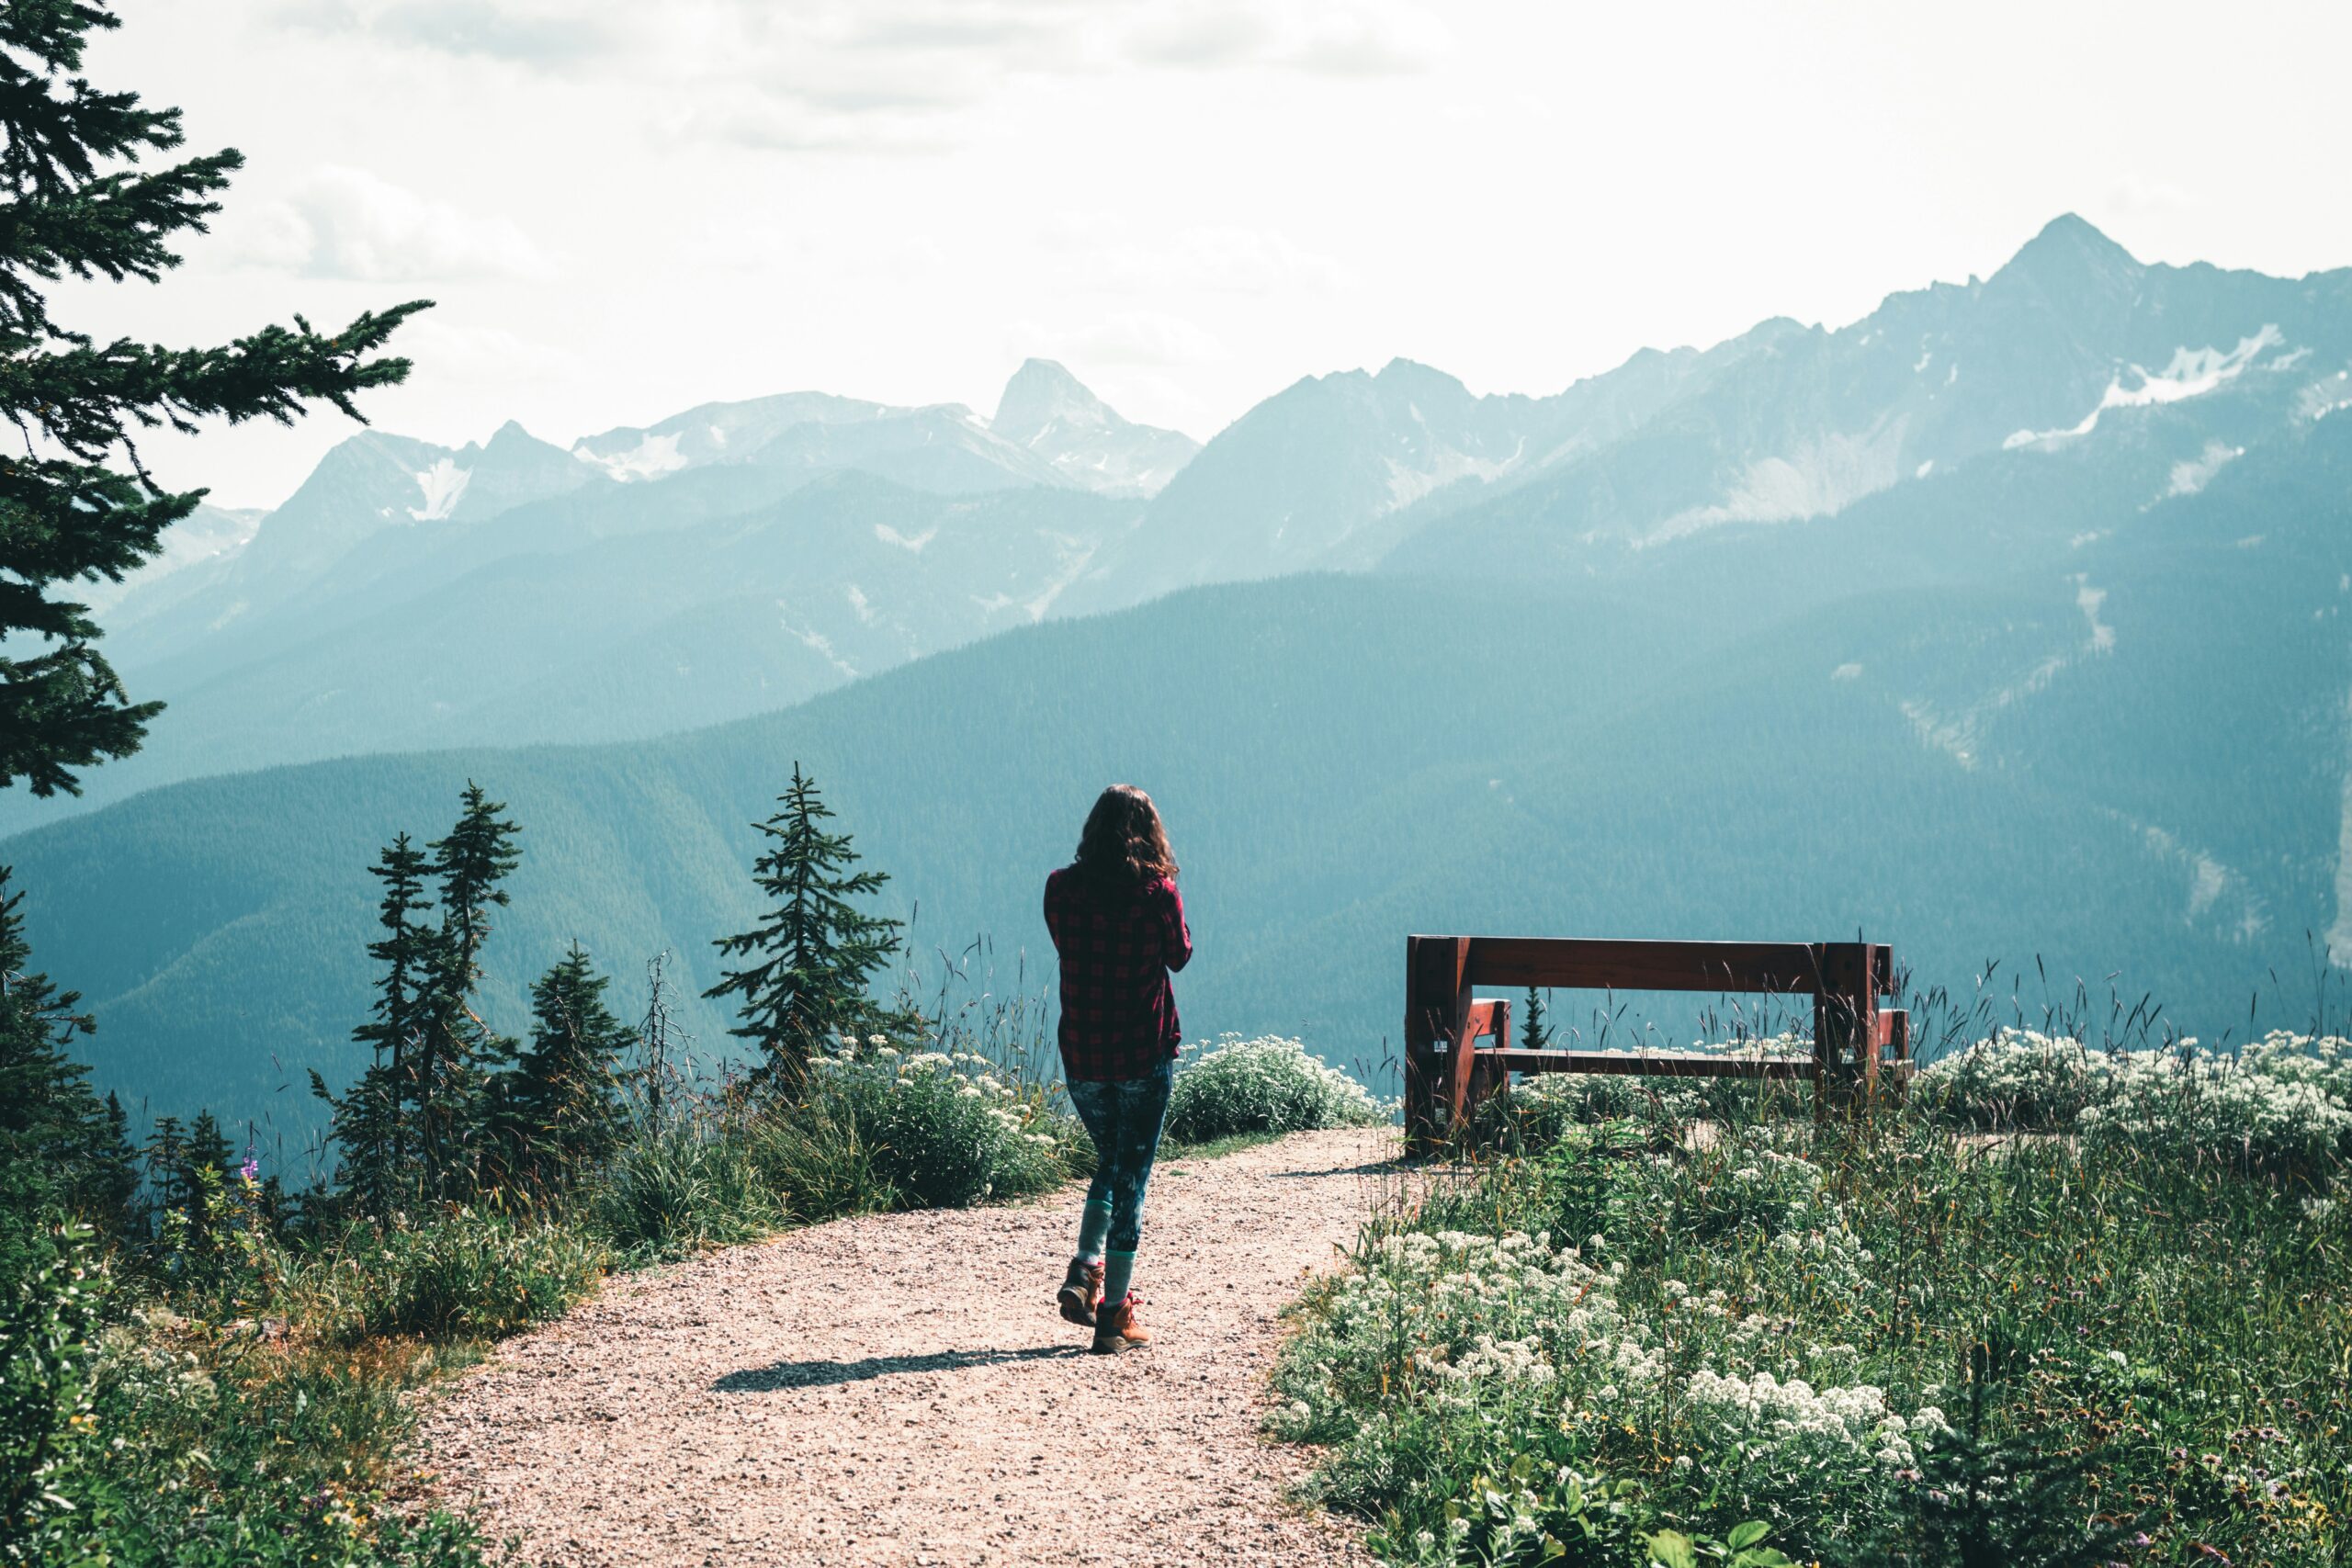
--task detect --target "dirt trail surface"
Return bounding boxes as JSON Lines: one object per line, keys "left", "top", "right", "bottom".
{"left": 420, "top": 1129, "right": 1398, "bottom": 1567}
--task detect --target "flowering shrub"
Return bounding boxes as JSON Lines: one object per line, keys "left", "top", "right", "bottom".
{"left": 1683, "top": 1367, "right": 1949, "bottom": 1492}
{"left": 1273, "top": 1186, "right": 1944, "bottom": 1562}
{"left": 1163, "top": 1034, "right": 1390, "bottom": 1145}
{"left": 1914, "top": 1029, "right": 2111, "bottom": 1129}
{"left": 801, "top": 1037, "right": 1074, "bottom": 1209}
{"left": 2078, "top": 1038, "right": 2352, "bottom": 1172}
{"left": 1921, "top": 1029, "right": 2352, "bottom": 1172}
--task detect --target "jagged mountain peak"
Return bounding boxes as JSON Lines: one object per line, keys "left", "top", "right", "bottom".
{"left": 1993, "top": 212, "right": 2144, "bottom": 304}
{"left": 986, "top": 358, "right": 1198, "bottom": 497}
{"left": 1374, "top": 355, "right": 1454, "bottom": 379}
{"left": 993, "top": 358, "right": 1116, "bottom": 444}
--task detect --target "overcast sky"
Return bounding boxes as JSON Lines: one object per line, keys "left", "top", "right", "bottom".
{"left": 64, "top": 0, "right": 2352, "bottom": 508}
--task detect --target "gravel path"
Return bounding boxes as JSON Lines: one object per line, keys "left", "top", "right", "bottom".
{"left": 419, "top": 1128, "right": 1397, "bottom": 1567}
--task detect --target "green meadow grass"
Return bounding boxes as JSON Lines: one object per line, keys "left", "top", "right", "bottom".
{"left": 1273, "top": 1074, "right": 2350, "bottom": 1568}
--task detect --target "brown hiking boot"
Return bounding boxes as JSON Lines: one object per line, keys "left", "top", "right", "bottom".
{"left": 1091, "top": 1292, "right": 1151, "bottom": 1354}
{"left": 1057, "top": 1258, "right": 1103, "bottom": 1326}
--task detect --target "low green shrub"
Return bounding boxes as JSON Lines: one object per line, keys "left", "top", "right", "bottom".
{"left": 295, "top": 1211, "right": 607, "bottom": 1345}
{"left": 6, "top": 1224, "right": 494, "bottom": 1568}
{"left": 1164, "top": 1034, "right": 1390, "bottom": 1145}
{"left": 1, "top": 1225, "right": 103, "bottom": 1562}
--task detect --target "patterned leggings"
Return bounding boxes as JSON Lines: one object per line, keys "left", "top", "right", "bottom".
{"left": 1065, "top": 1060, "right": 1174, "bottom": 1254}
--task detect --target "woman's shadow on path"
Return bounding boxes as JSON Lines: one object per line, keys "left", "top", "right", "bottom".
{"left": 715, "top": 1345, "right": 1085, "bottom": 1393}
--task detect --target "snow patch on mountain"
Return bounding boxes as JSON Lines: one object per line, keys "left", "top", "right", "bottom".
{"left": 2074, "top": 577, "right": 2115, "bottom": 651}
{"left": 2004, "top": 326, "right": 2281, "bottom": 448}
{"left": 776, "top": 605, "right": 856, "bottom": 679}
{"left": 2301, "top": 369, "right": 2352, "bottom": 423}
{"left": 1382, "top": 441, "right": 1523, "bottom": 513}
{"left": 1023, "top": 536, "right": 1100, "bottom": 621}
{"left": 572, "top": 432, "right": 688, "bottom": 482}
{"left": 408, "top": 459, "right": 472, "bottom": 521}
{"left": 875, "top": 523, "right": 938, "bottom": 552}
{"left": 1900, "top": 698, "right": 1982, "bottom": 769}
{"left": 2166, "top": 441, "right": 2243, "bottom": 498}
{"left": 2140, "top": 822, "right": 2265, "bottom": 936}
{"left": 1648, "top": 422, "right": 1908, "bottom": 542}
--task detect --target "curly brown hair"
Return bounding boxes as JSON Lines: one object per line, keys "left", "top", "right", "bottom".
{"left": 1073, "top": 784, "right": 1178, "bottom": 887}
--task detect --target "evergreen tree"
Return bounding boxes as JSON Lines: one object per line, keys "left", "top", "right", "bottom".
{"left": 308, "top": 1059, "right": 400, "bottom": 1222}
{"left": 140, "top": 1115, "right": 184, "bottom": 1213}
{"left": 176, "top": 1110, "right": 232, "bottom": 1251}
{"left": 0, "top": 2, "right": 425, "bottom": 798}
{"left": 0, "top": 866, "right": 130, "bottom": 1246}
{"left": 492, "top": 943, "right": 631, "bottom": 1192}
{"left": 706, "top": 763, "right": 905, "bottom": 1092}
{"left": 327, "top": 831, "right": 434, "bottom": 1215}
{"left": 1521, "top": 987, "right": 1550, "bottom": 1052}
{"left": 91, "top": 1091, "right": 138, "bottom": 1235}
{"left": 415, "top": 783, "right": 520, "bottom": 1197}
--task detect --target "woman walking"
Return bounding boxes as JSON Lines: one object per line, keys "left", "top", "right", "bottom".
{"left": 1043, "top": 784, "right": 1192, "bottom": 1354}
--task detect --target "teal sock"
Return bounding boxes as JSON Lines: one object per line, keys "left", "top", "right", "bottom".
{"left": 1076, "top": 1200, "right": 1113, "bottom": 1262}
{"left": 1102, "top": 1247, "right": 1136, "bottom": 1307}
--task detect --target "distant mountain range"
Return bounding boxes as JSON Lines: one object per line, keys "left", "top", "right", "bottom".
{"left": 10, "top": 214, "right": 2352, "bottom": 1144}
{"left": 21, "top": 216, "right": 2349, "bottom": 838}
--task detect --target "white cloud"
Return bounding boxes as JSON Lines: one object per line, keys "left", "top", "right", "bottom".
{"left": 396, "top": 318, "right": 581, "bottom": 385}
{"left": 2105, "top": 175, "right": 2195, "bottom": 214}
{"left": 360, "top": 0, "right": 616, "bottom": 62}
{"left": 1125, "top": 5, "right": 1278, "bottom": 66}
{"left": 1062, "top": 310, "right": 1232, "bottom": 366}
{"left": 284, "top": 0, "right": 1449, "bottom": 153}
{"left": 1125, "top": 1, "right": 1449, "bottom": 74}
{"left": 227, "top": 166, "right": 553, "bottom": 282}
{"left": 1281, "top": 0, "right": 1453, "bottom": 74}
{"left": 667, "top": 93, "right": 958, "bottom": 154}
{"left": 1044, "top": 217, "right": 1351, "bottom": 294}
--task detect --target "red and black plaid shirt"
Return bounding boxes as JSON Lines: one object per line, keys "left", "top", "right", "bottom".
{"left": 1043, "top": 866, "right": 1192, "bottom": 1082}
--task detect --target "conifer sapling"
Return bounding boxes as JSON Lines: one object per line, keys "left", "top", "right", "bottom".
{"left": 707, "top": 763, "right": 907, "bottom": 1093}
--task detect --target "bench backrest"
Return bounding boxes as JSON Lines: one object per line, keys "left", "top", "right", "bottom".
{"left": 1403, "top": 934, "right": 1897, "bottom": 1147}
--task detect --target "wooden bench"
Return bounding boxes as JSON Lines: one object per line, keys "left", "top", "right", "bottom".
{"left": 1402, "top": 936, "right": 1909, "bottom": 1151}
